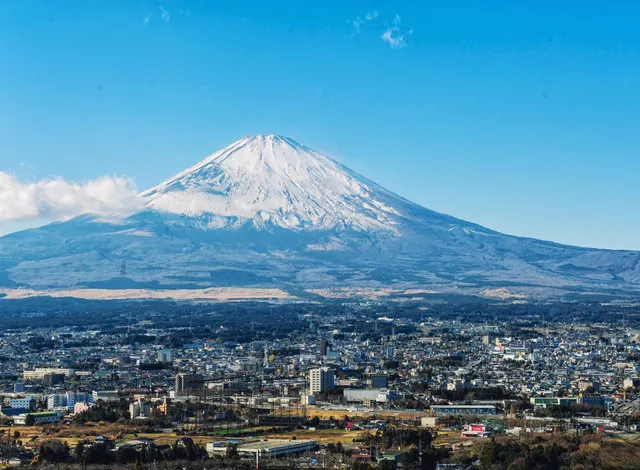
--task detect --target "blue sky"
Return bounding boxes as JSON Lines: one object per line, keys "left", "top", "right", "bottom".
{"left": 1, "top": 1, "right": 639, "bottom": 249}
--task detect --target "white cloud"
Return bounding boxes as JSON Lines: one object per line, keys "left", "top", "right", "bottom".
{"left": 159, "top": 6, "right": 170, "bottom": 23}
{"left": 381, "top": 14, "right": 413, "bottom": 49}
{"left": 351, "top": 10, "right": 380, "bottom": 34}
{"left": 0, "top": 172, "right": 144, "bottom": 223}
{"left": 365, "top": 10, "right": 379, "bottom": 21}
{"left": 351, "top": 17, "right": 365, "bottom": 33}
{"left": 143, "top": 6, "right": 171, "bottom": 25}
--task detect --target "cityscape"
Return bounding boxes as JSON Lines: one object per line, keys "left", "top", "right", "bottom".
{"left": 2, "top": 300, "right": 640, "bottom": 468}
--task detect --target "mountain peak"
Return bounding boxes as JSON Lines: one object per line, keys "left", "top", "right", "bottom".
{"left": 141, "top": 135, "right": 406, "bottom": 232}
{"left": 215, "top": 134, "right": 306, "bottom": 162}
{"left": 243, "top": 133, "right": 297, "bottom": 144}
{"left": 226, "top": 134, "right": 305, "bottom": 154}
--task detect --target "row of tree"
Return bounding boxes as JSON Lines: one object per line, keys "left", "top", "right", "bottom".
{"left": 38, "top": 437, "right": 208, "bottom": 466}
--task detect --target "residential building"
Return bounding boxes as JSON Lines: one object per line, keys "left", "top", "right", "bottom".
{"left": 319, "top": 340, "right": 329, "bottom": 357}
{"left": 578, "top": 380, "right": 601, "bottom": 393}
{"left": 9, "top": 397, "right": 36, "bottom": 410}
{"left": 369, "top": 374, "right": 388, "bottom": 389}
{"left": 129, "top": 400, "right": 151, "bottom": 419}
{"left": 157, "top": 349, "right": 173, "bottom": 363}
{"left": 175, "top": 373, "right": 204, "bottom": 394}
{"left": 309, "top": 367, "right": 334, "bottom": 394}
{"left": 92, "top": 391, "right": 119, "bottom": 402}
{"left": 623, "top": 377, "right": 640, "bottom": 390}
{"left": 74, "top": 402, "right": 91, "bottom": 414}
{"left": 47, "top": 392, "right": 93, "bottom": 411}
{"left": 23, "top": 368, "right": 74, "bottom": 381}
{"left": 13, "top": 412, "right": 59, "bottom": 425}
{"left": 386, "top": 345, "right": 394, "bottom": 359}
{"left": 43, "top": 373, "right": 65, "bottom": 386}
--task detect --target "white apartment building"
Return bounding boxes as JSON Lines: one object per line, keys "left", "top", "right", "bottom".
{"left": 309, "top": 367, "right": 335, "bottom": 394}
{"left": 23, "top": 368, "right": 75, "bottom": 381}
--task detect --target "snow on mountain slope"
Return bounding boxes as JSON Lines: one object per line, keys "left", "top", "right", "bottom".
{"left": 142, "top": 135, "right": 408, "bottom": 232}
{"left": 1, "top": 134, "right": 640, "bottom": 298}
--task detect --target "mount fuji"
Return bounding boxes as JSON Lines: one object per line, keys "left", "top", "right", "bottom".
{"left": 1, "top": 134, "right": 639, "bottom": 300}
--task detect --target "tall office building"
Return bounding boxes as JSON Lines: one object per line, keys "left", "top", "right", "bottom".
{"left": 309, "top": 367, "right": 335, "bottom": 394}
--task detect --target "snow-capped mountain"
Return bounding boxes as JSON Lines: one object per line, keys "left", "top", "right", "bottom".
{"left": 142, "top": 135, "right": 405, "bottom": 233}
{"left": 1, "top": 134, "right": 639, "bottom": 300}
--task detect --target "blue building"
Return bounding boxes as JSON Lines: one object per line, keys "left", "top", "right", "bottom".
{"left": 579, "top": 395, "right": 613, "bottom": 412}
{"left": 370, "top": 374, "right": 389, "bottom": 389}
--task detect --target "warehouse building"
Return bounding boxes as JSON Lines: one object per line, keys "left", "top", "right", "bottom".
{"left": 206, "top": 439, "right": 316, "bottom": 458}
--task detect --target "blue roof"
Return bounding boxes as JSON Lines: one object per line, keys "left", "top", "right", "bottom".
{"left": 0, "top": 408, "right": 28, "bottom": 416}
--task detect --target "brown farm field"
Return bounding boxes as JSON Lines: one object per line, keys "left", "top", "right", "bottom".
{"left": 305, "top": 407, "right": 430, "bottom": 421}
{"left": 2, "top": 424, "right": 231, "bottom": 449}
{"left": 2, "top": 423, "right": 367, "bottom": 449}
{"left": 264, "top": 429, "right": 367, "bottom": 444}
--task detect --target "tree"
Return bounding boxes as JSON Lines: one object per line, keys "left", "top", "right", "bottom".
{"left": 479, "top": 437, "right": 496, "bottom": 470}
{"left": 378, "top": 460, "right": 397, "bottom": 470}
{"left": 225, "top": 443, "right": 239, "bottom": 460}
{"left": 73, "top": 441, "right": 86, "bottom": 462}
{"left": 402, "top": 447, "right": 420, "bottom": 465}
{"left": 351, "top": 462, "right": 371, "bottom": 470}
{"left": 173, "top": 437, "right": 205, "bottom": 461}
{"left": 24, "top": 414, "right": 35, "bottom": 426}
{"left": 116, "top": 446, "right": 139, "bottom": 464}
{"left": 83, "top": 444, "right": 114, "bottom": 465}
{"left": 141, "top": 444, "right": 159, "bottom": 463}
{"left": 38, "top": 440, "right": 70, "bottom": 463}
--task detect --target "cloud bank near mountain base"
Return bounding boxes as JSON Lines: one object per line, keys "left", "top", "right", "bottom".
{"left": 0, "top": 172, "right": 143, "bottom": 223}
